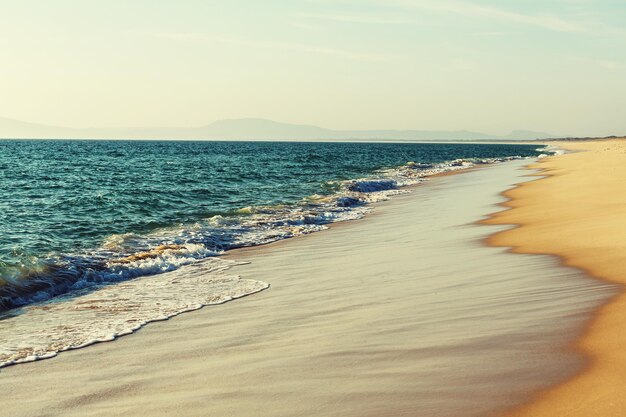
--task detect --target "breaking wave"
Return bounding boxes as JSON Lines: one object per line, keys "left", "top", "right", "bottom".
{"left": 0, "top": 154, "right": 540, "bottom": 314}
{"left": 0, "top": 258, "right": 268, "bottom": 367}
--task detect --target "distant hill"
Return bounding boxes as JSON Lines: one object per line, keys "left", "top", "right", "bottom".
{"left": 0, "top": 117, "right": 555, "bottom": 141}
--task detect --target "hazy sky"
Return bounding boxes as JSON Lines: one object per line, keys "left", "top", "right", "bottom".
{"left": 1, "top": 0, "right": 625, "bottom": 136}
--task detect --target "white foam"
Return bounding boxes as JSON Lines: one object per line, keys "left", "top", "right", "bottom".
{"left": 2, "top": 153, "right": 551, "bottom": 314}
{"left": 540, "top": 145, "right": 565, "bottom": 156}
{"left": 0, "top": 153, "right": 552, "bottom": 365}
{"left": 0, "top": 258, "right": 268, "bottom": 368}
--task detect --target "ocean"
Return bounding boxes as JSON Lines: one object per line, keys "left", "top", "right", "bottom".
{"left": 0, "top": 139, "right": 546, "bottom": 366}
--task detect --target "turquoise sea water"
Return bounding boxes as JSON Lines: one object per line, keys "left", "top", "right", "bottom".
{"left": 0, "top": 140, "right": 544, "bottom": 312}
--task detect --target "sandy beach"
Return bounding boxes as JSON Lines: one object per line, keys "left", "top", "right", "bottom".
{"left": 485, "top": 139, "right": 626, "bottom": 416}
{"left": 0, "top": 158, "right": 612, "bottom": 417}
{"left": 2, "top": 0, "right": 624, "bottom": 415}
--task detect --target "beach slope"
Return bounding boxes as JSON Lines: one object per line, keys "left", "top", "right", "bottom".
{"left": 485, "top": 139, "right": 626, "bottom": 416}
{"left": 0, "top": 159, "right": 609, "bottom": 417}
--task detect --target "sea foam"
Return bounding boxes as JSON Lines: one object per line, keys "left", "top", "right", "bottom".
{"left": 0, "top": 258, "right": 268, "bottom": 368}
{"left": 0, "top": 150, "right": 556, "bottom": 367}
{"left": 0, "top": 153, "right": 551, "bottom": 314}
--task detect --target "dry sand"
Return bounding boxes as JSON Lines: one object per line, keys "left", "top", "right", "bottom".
{"left": 0, "top": 159, "right": 612, "bottom": 417}
{"left": 485, "top": 139, "right": 626, "bottom": 416}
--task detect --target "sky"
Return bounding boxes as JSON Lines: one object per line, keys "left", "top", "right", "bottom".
{"left": 0, "top": 0, "right": 625, "bottom": 137}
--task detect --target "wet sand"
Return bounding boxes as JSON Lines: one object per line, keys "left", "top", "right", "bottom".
{"left": 485, "top": 139, "right": 626, "bottom": 416}
{"left": 0, "top": 160, "right": 612, "bottom": 417}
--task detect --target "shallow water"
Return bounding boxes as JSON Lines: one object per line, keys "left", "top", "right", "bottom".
{"left": 0, "top": 160, "right": 613, "bottom": 417}
{"left": 207, "top": 161, "right": 615, "bottom": 417}
{"left": 0, "top": 140, "right": 542, "bottom": 312}
{"left": 0, "top": 258, "right": 267, "bottom": 367}
{"left": 0, "top": 141, "right": 548, "bottom": 367}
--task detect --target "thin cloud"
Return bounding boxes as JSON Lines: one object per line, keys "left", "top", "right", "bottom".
{"left": 142, "top": 32, "right": 386, "bottom": 61}
{"left": 598, "top": 61, "right": 626, "bottom": 69}
{"left": 475, "top": 31, "right": 520, "bottom": 36}
{"left": 597, "top": 60, "right": 626, "bottom": 70}
{"left": 296, "top": 12, "right": 414, "bottom": 25}
{"left": 375, "top": 0, "right": 586, "bottom": 33}
{"left": 567, "top": 55, "right": 626, "bottom": 71}
{"left": 287, "top": 21, "right": 322, "bottom": 31}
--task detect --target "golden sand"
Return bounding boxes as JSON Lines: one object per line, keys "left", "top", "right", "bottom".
{"left": 485, "top": 139, "right": 626, "bottom": 416}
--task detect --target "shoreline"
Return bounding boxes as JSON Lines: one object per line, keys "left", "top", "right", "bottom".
{"left": 0, "top": 159, "right": 612, "bottom": 417}
{"left": 0, "top": 148, "right": 534, "bottom": 316}
{"left": 0, "top": 154, "right": 529, "bottom": 369}
{"left": 228, "top": 163, "right": 485, "bottom": 258}
{"left": 484, "top": 139, "right": 626, "bottom": 416}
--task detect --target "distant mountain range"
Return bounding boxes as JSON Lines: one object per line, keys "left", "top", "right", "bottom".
{"left": 0, "top": 117, "right": 555, "bottom": 141}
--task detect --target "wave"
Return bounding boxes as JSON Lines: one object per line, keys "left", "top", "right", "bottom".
{"left": 537, "top": 145, "right": 565, "bottom": 157}
{"left": 0, "top": 258, "right": 268, "bottom": 368}
{"left": 0, "top": 153, "right": 549, "bottom": 314}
